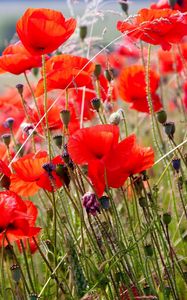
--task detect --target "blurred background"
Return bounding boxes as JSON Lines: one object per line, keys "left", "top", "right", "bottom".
{"left": 0, "top": 0, "right": 152, "bottom": 53}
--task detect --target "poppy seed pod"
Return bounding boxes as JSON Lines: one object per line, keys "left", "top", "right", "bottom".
{"left": 4, "top": 117, "right": 15, "bottom": 129}
{"left": 53, "top": 135, "right": 63, "bottom": 149}
{"left": 1, "top": 134, "right": 11, "bottom": 147}
{"left": 109, "top": 111, "right": 121, "bottom": 125}
{"left": 79, "top": 25, "right": 87, "bottom": 41}
{"left": 144, "top": 244, "right": 154, "bottom": 257}
{"left": 16, "top": 83, "right": 24, "bottom": 95}
{"left": 163, "top": 212, "right": 172, "bottom": 225}
{"left": 91, "top": 98, "right": 101, "bottom": 112}
{"left": 60, "top": 109, "right": 71, "bottom": 128}
{"left": 164, "top": 122, "right": 175, "bottom": 139}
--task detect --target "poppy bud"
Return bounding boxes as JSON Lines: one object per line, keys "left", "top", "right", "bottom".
{"left": 4, "top": 117, "right": 14, "bottom": 129}
{"left": 144, "top": 244, "right": 153, "bottom": 257}
{"left": 94, "top": 64, "right": 102, "bottom": 78}
{"left": 168, "top": 0, "right": 177, "bottom": 9}
{"left": 1, "top": 133, "right": 11, "bottom": 147}
{"left": 99, "top": 196, "right": 110, "bottom": 209}
{"left": 47, "top": 207, "right": 53, "bottom": 221}
{"left": 82, "top": 192, "right": 100, "bottom": 216}
{"left": 16, "top": 83, "right": 24, "bottom": 95}
{"left": 156, "top": 110, "right": 167, "bottom": 124}
{"left": 60, "top": 109, "right": 71, "bottom": 128}
{"left": 79, "top": 25, "right": 87, "bottom": 40}
{"left": 104, "top": 69, "right": 114, "bottom": 82}
{"left": 91, "top": 97, "right": 101, "bottom": 112}
{"left": 119, "top": 0, "right": 128, "bottom": 14}
{"left": 53, "top": 135, "right": 63, "bottom": 149}
{"left": 164, "top": 122, "right": 175, "bottom": 139}
{"left": 32, "top": 67, "right": 39, "bottom": 77}
{"left": 139, "top": 196, "right": 147, "bottom": 208}
{"left": 10, "top": 264, "right": 21, "bottom": 283}
{"left": 172, "top": 158, "right": 180, "bottom": 173}
{"left": 109, "top": 111, "right": 121, "bottom": 125}
{"left": 163, "top": 212, "right": 172, "bottom": 225}
{"left": 29, "top": 293, "right": 39, "bottom": 300}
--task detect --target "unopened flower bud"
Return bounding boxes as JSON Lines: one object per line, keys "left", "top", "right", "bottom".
{"left": 16, "top": 83, "right": 24, "bottom": 95}
{"left": 80, "top": 25, "right": 87, "bottom": 40}
{"left": 4, "top": 117, "right": 14, "bottom": 129}
{"left": 144, "top": 244, "right": 153, "bottom": 257}
{"left": 104, "top": 69, "right": 114, "bottom": 82}
{"left": 10, "top": 264, "right": 21, "bottom": 283}
{"left": 53, "top": 135, "right": 63, "bottom": 149}
{"left": 164, "top": 122, "right": 175, "bottom": 139}
{"left": 119, "top": 0, "right": 128, "bottom": 14}
{"left": 60, "top": 109, "right": 70, "bottom": 128}
{"left": 82, "top": 192, "right": 100, "bottom": 216}
{"left": 99, "top": 196, "right": 110, "bottom": 209}
{"left": 91, "top": 97, "right": 101, "bottom": 112}
{"left": 1, "top": 133, "right": 11, "bottom": 147}
{"left": 109, "top": 111, "right": 121, "bottom": 125}
{"left": 139, "top": 197, "right": 147, "bottom": 208}
{"left": 157, "top": 110, "right": 167, "bottom": 124}
{"left": 32, "top": 67, "right": 39, "bottom": 77}
{"left": 163, "top": 212, "right": 172, "bottom": 225}
{"left": 94, "top": 64, "right": 102, "bottom": 78}
{"left": 172, "top": 158, "right": 180, "bottom": 173}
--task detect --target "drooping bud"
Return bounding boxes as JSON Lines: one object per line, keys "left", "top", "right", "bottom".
{"left": 10, "top": 264, "right": 21, "bottom": 283}
{"left": 172, "top": 158, "right": 180, "bottom": 173}
{"left": 53, "top": 135, "right": 63, "bottom": 149}
{"left": 79, "top": 25, "right": 87, "bottom": 41}
{"left": 164, "top": 122, "right": 175, "bottom": 139}
{"left": 1, "top": 134, "right": 11, "bottom": 147}
{"left": 94, "top": 64, "right": 102, "bottom": 78}
{"left": 16, "top": 83, "right": 24, "bottom": 96}
{"left": 91, "top": 98, "right": 101, "bottom": 112}
{"left": 163, "top": 212, "right": 172, "bottom": 225}
{"left": 82, "top": 192, "right": 100, "bottom": 216}
{"left": 156, "top": 110, "right": 167, "bottom": 124}
{"left": 60, "top": 109, "right": 71, "bottom": 128}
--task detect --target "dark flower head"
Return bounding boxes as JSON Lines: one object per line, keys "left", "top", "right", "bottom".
{"left": 82, "top": 192, "right": 100, "bottom": 216}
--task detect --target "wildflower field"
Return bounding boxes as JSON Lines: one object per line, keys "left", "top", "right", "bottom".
{"left": 0, "top": 0, "right": 187, "bottom": 299}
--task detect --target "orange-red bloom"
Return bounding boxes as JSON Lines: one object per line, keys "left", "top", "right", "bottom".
{"left": 10, "top": 151, "right": 65, "bottom": 196}
{"left": 0, "top": 191, "right": 40, "bottom": 246}
{"left": 118, "top": 65, "right": 162, "bottom": 113}
{"left": 68, "top": 125, "right": 154, "bottom": 197}
{"left": 0, "top": 41, "right": 42, "bottom": 75}
{"left": 117, "top": 8, "right": 187, "bottom": 50}
{"left": 16, "top": 8, "right": 76, "bottom": 55}
{"left": 151, "top": 0, "right": 187, "bottom": 12}
{"left": 35, "top": 54, "right": 95, "bottom": 97}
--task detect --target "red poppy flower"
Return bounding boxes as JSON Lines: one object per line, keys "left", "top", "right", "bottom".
{"left": 68, "top": 125, "right": 154, "bottom": 197}
{"left": 118, "top": 65, "right": 162, "bottom": 113}
{"left": 158, "top": 48, "right": 183, "bottom": 74}
{"left": 120, "top": 284, "right": 140, "bottom": 300}
{"left": 35, "top": 54, "right": 95, "bottom": 97}
{"left": 0, "top": 159, "right": 11, "bottom": 189}
{"left": 151, "top": 0, "right": 187, "bottom": 12}
{"left": 117, "top": 8, "right": 187, "bottom": 51}
{"left": 0, "top": 191, "right": 40, "bottom": 246}
{"left": 0, "top": 41, "right": 42, "bottom": 75}
{"left": 16, "top": 8, "right": 76, "bottom": 55}
{"left": 10, "top": 151, "right": 65, "bottom": 196}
